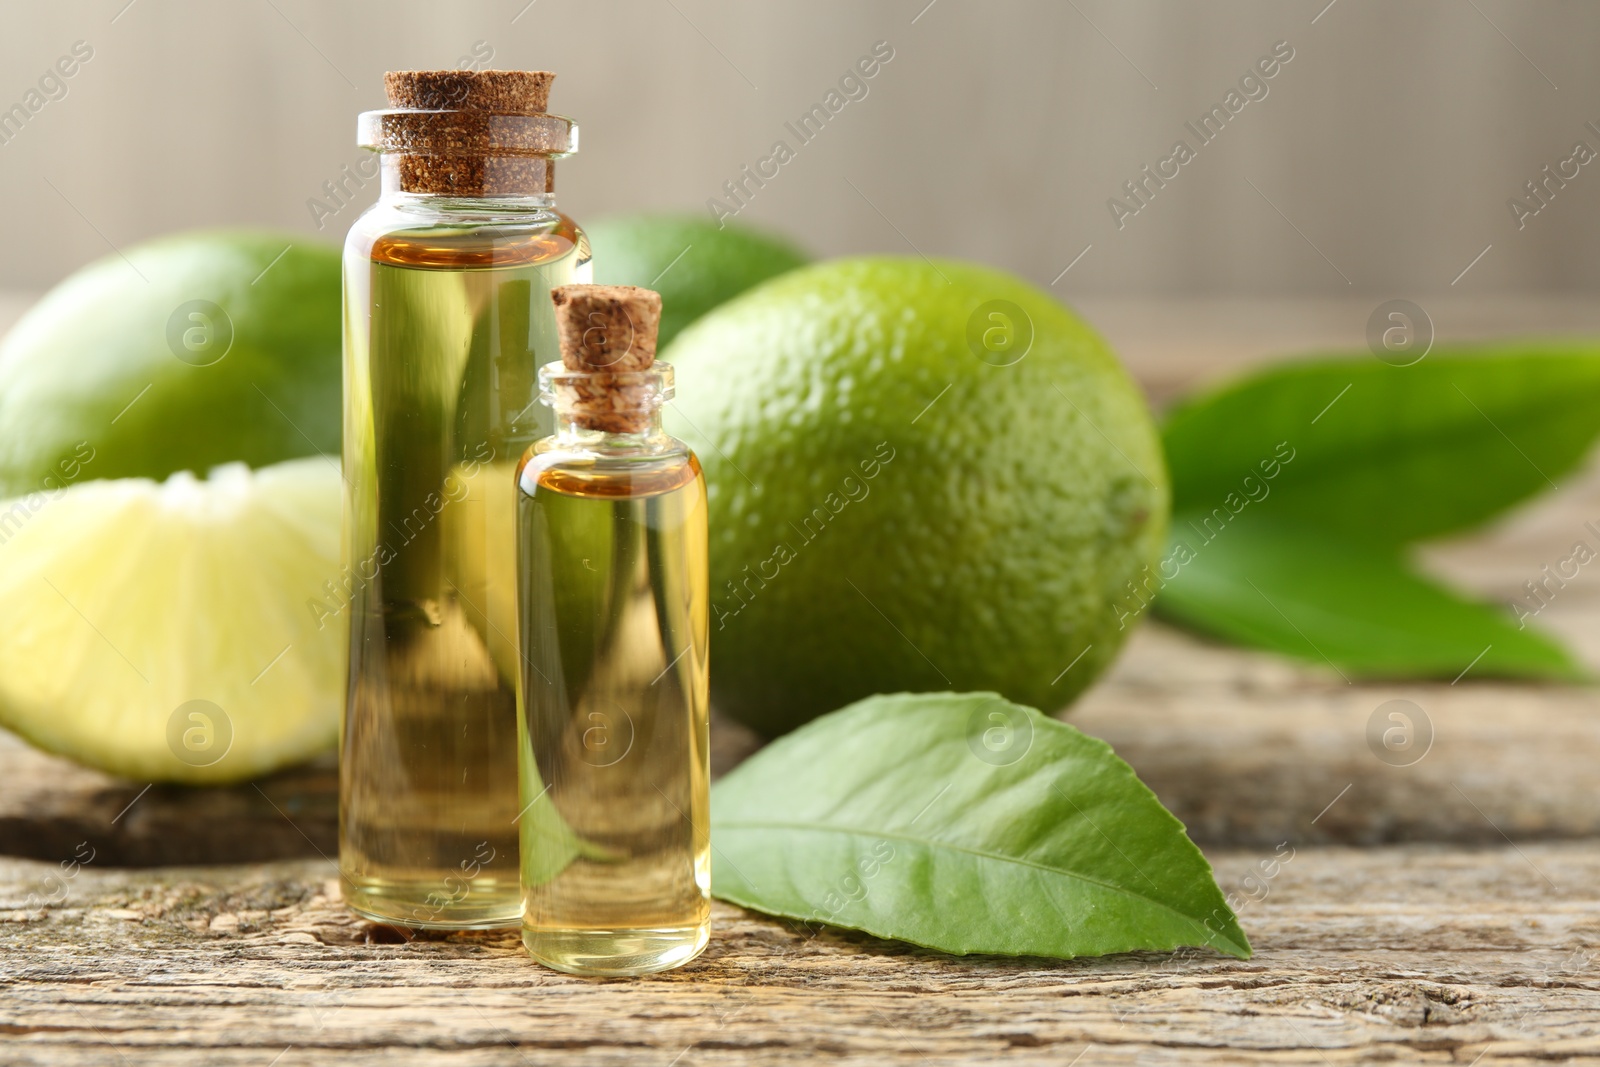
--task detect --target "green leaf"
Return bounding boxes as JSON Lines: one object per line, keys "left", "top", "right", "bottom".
{"left": 1162, "top": 347, "right": 1600, "bottom": 546}
{"left": 711, "top": 692, "right": 1249, "bottom": 960}
{"left": 1155, "top": 516, "right": 1585, "bottom": 681}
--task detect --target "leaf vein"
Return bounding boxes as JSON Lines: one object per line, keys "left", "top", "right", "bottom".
{"left": 713, "top": 821, "right": 1240, "bottom": 953}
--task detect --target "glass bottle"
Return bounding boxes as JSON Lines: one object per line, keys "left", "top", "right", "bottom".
{"left": 340, "top": 70, "right": 590, "bottom": 929}
{"left": 515, "top": 285, "right": 711, "bottom": 975}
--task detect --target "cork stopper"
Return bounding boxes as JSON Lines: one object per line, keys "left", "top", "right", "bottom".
{"left": 369, "top": 69, "right": 568, "bottom": 196}
{"left": 553, "top": 285, "right": 661, "bottom": 372}
{"left": 549, "top": 285, "right": 664, "bottom": 433}
{"left": 383, "top": 70, "right": 552, "bottom": 113}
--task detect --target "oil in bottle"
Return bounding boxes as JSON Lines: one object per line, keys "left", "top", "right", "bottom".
{"left": 515, "top": 285, "right": 711, "bottom": 974}
{"left": 340, "top": 70, "right": 590, "bottom": 928}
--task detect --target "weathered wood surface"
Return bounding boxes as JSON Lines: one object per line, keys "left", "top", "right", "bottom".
{"left": 0, "top": 741, "right": 338, "bottom": 865}
{"left": 17, "top": 614, "right": 1594, "bottom": 865}
{"left": 3, "top": 843, "right": 1600, "bottom": 1065}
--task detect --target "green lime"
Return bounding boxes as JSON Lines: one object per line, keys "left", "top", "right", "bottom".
{"left": 0, "top": 458, "right": 342, "bottom": 782}
{"left": 586, "top": 214, "right": 808, "bottom": 347}
{"left": 0, "top": 229, "right": 341, "bottom": 496}
{"left": 666, "top": 257, "right": 1168, "bottom": 736}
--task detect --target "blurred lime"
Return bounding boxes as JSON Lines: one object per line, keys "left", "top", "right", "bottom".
{"left": 666, "top": 256, "right": 1168, "bottom": 736}
{"left": 0, "top": 229, "right": 341, "bottom": 495}
{"left": 443, "top": 457, "right": 521, "bottom": 684}
{"left": 0, "top": 458, "right": 343, "bottom": 783}
{"left": 586, "top": 215, "right": 807, "bottom": 347}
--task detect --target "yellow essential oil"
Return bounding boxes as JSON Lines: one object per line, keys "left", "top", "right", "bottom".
{"left": 339, "top": 70, "right": 589, "bottom": 929}
{"left": 515, "top": 285, "right": 711, "bottom": 975}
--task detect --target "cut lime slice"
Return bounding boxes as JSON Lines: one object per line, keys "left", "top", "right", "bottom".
{"left": 0, "top": 457, "right": 344, "bottom": 783}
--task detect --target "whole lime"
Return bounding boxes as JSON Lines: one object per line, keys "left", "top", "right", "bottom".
{"left": 586, "top": 215, "right": 807, "bottom": 347}
{"left": 665, "top": 257, "right": 1168, "bottom": 736}
{"left": 0, "top": 229, "right": 340, "bottom": 495}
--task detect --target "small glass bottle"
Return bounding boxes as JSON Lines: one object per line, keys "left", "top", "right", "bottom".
{"left": 515, "top": 285, "right": 711, "bottom": 975}
{"left": 340, "top": 70, "right": 590, "bottom": 929}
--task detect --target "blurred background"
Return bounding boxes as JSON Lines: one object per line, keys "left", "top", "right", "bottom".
{"left": 2, "top": 0, "right": 1597, "bottom": 303}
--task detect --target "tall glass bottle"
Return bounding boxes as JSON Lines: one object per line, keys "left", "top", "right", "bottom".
{"left": 515, "top": 285, "right": 711, "bottom": 975}
{"left": 340, "top": 70, "right": 589, "bottom": 928}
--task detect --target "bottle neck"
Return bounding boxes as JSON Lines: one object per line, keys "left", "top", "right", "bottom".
{"left": 540, "top": 361, "right": 676, "bottom": 453}
{"left": 549, "top": 406, "right": 669, "bottom": 452}
{"left": 376, "top": 154, "right": 558, "bottom": 203}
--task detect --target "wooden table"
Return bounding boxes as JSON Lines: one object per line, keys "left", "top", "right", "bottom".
{"left": 2, "top": 297, "right": 1599, "bottom": 1065}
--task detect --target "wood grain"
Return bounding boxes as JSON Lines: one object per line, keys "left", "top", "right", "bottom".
{"left": 2, "top": 843, "right": 1598, "bottom": 1065}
